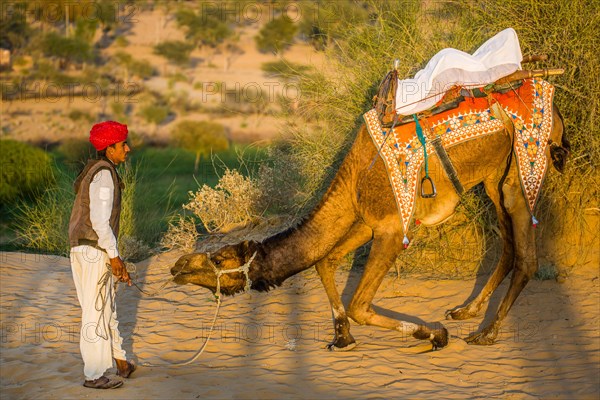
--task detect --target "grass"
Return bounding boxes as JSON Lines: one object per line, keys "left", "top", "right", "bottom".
{"left": 115, "top": 143, "right": 269, "bottom": 247}
{"left": 262, "top": 0, "right": 599, "bottom": 278}
{"left": 2, "top": 143, "right": 269, "bottom": 258}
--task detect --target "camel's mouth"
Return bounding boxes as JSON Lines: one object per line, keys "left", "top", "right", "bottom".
{"left": 170, "top": 254, "right": 219, "bottom": 289}
{"left": 171, "top": 256, "right": 198, "bottom": 283}
{"left": 171, "top": 269, "right": 193, "bottom": 283}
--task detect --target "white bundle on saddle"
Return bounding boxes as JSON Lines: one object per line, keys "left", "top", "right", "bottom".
{"left": 395, "top": 28, "right": 523, "bottom": 115}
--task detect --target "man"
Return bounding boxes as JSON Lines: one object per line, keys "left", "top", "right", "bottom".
{"left": 68, "top": 121, "right": 136, "bottom": 389}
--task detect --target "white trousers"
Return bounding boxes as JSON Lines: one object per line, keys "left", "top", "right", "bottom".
{"left": 70, "top": 246, "right": 127, "bottom": 380}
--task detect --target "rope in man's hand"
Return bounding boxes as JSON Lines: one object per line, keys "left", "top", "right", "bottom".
{"left": 109, "top": 256, "right": 132, "bottom": 286}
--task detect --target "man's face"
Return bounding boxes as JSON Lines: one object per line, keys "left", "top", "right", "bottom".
{"left": 107, "top": 141, "right": 131, "bottom": 165}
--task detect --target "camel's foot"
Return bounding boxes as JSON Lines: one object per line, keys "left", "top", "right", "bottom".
{"left": 465, "top": 326, "right": 498, "bottom": 345}
{"left": 445, "top": 305, "right": 478, "bottom": 321}
{"left": 326, "top": 334, "right": 356, "bottom": 351}
{"left": 413, "top": 325, "right": 449, "bottom": 350}
{"left": 431, "top": 327, "right": 449, "bottom": 350}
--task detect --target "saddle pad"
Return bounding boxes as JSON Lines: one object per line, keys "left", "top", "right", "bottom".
{"left": 364, "top": 78, "right": 555, "bottom": 242}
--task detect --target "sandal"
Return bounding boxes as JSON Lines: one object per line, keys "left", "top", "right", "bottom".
{"left": 83, "top": 375, "right": 123, "bottom": 389}
{"left": 115, "top": 358, "right": 137, "bottom": 378}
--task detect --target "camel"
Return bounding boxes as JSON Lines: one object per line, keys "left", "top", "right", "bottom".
{"left": 171, "top": 95, "right": 569, "bottom": 350}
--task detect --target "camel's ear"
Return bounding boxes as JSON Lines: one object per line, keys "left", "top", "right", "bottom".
{"left": 240, "top": 240, "right": 258, "bottom": 260}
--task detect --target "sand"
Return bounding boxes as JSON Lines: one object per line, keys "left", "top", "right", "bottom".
{"left": 1, "top": 249, "right": 598, "bottom": 399}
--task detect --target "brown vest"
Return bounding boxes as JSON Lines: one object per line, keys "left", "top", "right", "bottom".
{"left": 68, "top": 158, "right": 123, "bottom": 250}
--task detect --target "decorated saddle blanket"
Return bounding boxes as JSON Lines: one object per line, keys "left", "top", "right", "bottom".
{"left": 364, "top": 78, "right": 555, "bottom": 243}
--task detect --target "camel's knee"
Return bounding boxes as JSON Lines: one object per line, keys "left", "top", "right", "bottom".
{"left": 501, "top": 182, "right": 521, "bottom": 213}
{"left": 515, "top": 263, "right": 537, "bottom": 281}
{"left": 512, "top": 253, "right": 538, "bottom": 282}
{"left": 315, "top": 261, "right": 334, "bottom": 277}
{"left": 347, "top": 301, "right": 372, "bottom": 325}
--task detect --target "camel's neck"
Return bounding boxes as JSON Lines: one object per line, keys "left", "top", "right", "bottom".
{"left": 256, "top": 132, "right": 368, "bottom": 286}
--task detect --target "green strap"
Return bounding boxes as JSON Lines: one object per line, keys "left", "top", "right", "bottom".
{"left": 413, "top": 114, "right": 429, "bottom": 178}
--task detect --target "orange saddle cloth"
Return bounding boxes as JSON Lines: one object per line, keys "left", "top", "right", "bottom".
{"left": 364, "top": 78, "right": 555, "bottom": 244}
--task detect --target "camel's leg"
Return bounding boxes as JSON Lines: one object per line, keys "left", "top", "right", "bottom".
{"left": 466, "top": 174, "right": 538, "bottom": 345}
{"left": 347, "top": 234, "right": 449, "bottom": 349}
{"left": 315, "top": 223, "right": 373, "bottom": 350}
{"left": 446, "top": 177, "right": 515, "bottom": 320}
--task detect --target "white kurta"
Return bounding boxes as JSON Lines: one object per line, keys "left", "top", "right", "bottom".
{"left": 70, "top": 169, "right": 126, "bottom": 380}
{"left": 395, "top": 28, "right": 523, "bottom": 115}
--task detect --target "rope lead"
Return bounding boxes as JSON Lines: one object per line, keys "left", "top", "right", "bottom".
{"left": 141, "top": 251, "right": 258, "bottom": 367}
{"left": 413, "top": 114, "right": 429, "bottom": 178}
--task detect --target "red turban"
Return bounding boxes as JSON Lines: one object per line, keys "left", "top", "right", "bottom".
{"left": 89, "top": 121, "right": 128, "bottom": 151}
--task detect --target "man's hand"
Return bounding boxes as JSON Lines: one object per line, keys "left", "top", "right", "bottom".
{"left": 109, "top": 256, "right": 132, "bottom": 286}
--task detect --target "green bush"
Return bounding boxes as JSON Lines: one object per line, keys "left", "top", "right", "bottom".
{"left": 174, "top": 8, "right": 232, "bottom": 47}
{"left": 113, "top": 51, "right": 156, "bottom": 79}
{"left": 56, "top": 138, "right": 95, "bottom": 165}
{"left": 261, "top": 59, "right": 312, "bottom": 80}
{"left": 129, "top": 59, "right": 156, "bottom": 79}
{"left": 67, "top": 109, "right": 94, "bottom": 122}
{"left": 115, "top": 35, "right": 129, "bottom": 47}
{"left": 0, "top": 140, "right": 54, "bottom": 204}
{"left": 42, "top": 32, "right": 94, "bottom": 68}
{"left": 297, "top": 1, "right": 371, "bottom": 51}
{"left": 15, "top": 171, "right": 73, "bottom": 255}
{"left": 30, "top": 60, "right": 78, "bottom": 85}
{"left": 139, "top": 104, "right": 170, "bottom": 125}
{"left": 153, "top": 40, "right": 194, "bottom": 66}
{"left": 255, "top": 15, "right": 297, "bottom": 54}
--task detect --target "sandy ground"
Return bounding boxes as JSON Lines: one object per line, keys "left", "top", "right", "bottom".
{"left": 1, "top": 249, "right": 598, "bottom": 399}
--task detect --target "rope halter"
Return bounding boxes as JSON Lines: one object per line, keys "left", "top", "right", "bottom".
{"left": 208, "top": 251, "right": 257, "bottom": 302}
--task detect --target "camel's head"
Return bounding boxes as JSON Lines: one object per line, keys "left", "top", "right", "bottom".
{"left": 171, "top": 241, "right": 260, "bottom": 296}
{"left": 549, "top": 106, "right": 571, "bottom": 173}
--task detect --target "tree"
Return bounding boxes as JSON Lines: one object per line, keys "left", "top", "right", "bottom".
{"left": 73, "top": 18, "right": 98, "bottom": 43}
{"left": 175, "top": 8, "right": 232, "bottom": 48}
{"left": 0, "top": 3, "right": 31, "bottom": 52}
{"left": 171, "top": 120, "right": 229, "bottom": 173}
{"left": 153, "top": 40, "right": 194, "bottom": 66}
{"left": 224, "top": 41, "right": 244, "bottom": 71}
{"left": 298, "top": 1, "right": 371, "bottom": 51}
{"left": 255, "top": 15, "right": 297, "bottom": 55}
{"left": 42, "top": 32, "right": 94, "bottom": 69}
{"left": 174, "top": 7, "right": 233, "bottom": 66}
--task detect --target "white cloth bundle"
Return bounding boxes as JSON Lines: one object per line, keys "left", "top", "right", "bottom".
{"left": 395, "top": 28, "right": 523, "bottom": 115}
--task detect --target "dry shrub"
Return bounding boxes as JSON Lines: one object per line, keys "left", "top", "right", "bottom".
{"left": 119, "top": 235, "right": 150, "bottom": 262}
{"left": 184, "top": 169, "right": 265, "bottom": 233}
{"left": 397, "top": 189, "right": 497, "bottom": 279}
{"left": 160, "top": 214, "right": 199, "bottom": 252}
